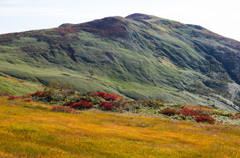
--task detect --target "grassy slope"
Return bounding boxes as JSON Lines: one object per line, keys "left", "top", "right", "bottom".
{"left": 0, "top": 75, "right": 43, "bottom": 95}
{"left": 0, "top": 37, "right": 201, "bottom": 101}
{"left": 1, "top": 14, "right": 240, "bottom": 112}
{"left": 0, "top": 98, "right": 240, "bottom": 158}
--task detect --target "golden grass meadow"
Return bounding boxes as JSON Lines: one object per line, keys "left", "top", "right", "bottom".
{"left": 0, "top": 97, "right": 240, "bottom": 158}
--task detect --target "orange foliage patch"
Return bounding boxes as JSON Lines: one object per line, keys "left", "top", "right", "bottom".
{"left": 182, "top": 104, "right": 214, "bottom": 112}
{"left": 0, "top": 76, "right": 25, "bottom": 83}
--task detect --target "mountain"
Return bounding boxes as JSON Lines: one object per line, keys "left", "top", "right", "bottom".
{"left": 1, "top": 13, "right": 240, "bottom": 112}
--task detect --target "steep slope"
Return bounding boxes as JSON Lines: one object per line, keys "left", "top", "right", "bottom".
{"left": 0, "top": 13, "right": 240, "bottom": 112}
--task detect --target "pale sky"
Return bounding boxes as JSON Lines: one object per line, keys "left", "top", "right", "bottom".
{"left": 1, "top": 0, "right": 240, "bottom": 41}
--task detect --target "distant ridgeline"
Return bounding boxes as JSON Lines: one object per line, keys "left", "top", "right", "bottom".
{"left": 0, "top": 13, "right": 240, "bottom": 112}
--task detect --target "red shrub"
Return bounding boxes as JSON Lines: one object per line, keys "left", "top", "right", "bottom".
{"left": 179, "top": 108, "right": 199, "bottom": 116}
{"left": 99, "top": 101, "right": 112, "bottom": 110}
{"left": 230, "top": 115, "right": 240, "bottom": 119}
{"left": 65, "top": 100, "right": 93, "bottom": 110}
{"left": 8, "top": 96, "right": 24, "bottom": 100}
{"left": 105, "top": 93, "right": 120, "bottom": 101}
{"left": 0, "top": 92, "right": 11, "bottom": 97}
{"left": 91, "top": 92, "right": 98, "bottom": 96}
{"left": 99, "top": 101, "right": 123, "bottom": 110}
{"left": 195, "top": 114, "right": 215, "bottom": 124}
{"left": 195, "top": 116, "right": 205, "bottom": 122}
{"left": 96, "top": 91, "right": 120, "bottom": 101}
{"left": 30, "top": 91, "right": 45, "bottom": 97}
{"left": 97, "top": 91, "right": 107, "bottom": 98}
{"left": 103, "top": 104, "right": 112, "bottom": 110}
{"left": 78, "top": 100, "right": 94, "bottom": 109}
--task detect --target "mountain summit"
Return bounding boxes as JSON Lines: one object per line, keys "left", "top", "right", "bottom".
{"left": 0, "top": 13, "right": 240, "bottom": 112}
{"left": 126, "top": 13, "right": 155, "bottom": 20}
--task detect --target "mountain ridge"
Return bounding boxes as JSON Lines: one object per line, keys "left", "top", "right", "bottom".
{"left": 0, "top": 13, "right": 240, "bottom": 112}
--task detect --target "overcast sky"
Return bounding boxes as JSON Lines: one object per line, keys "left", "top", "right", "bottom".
{"left": 1, "top": 0, "right": 240, "bottom": 41}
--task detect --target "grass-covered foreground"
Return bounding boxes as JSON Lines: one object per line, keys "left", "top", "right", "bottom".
{"left": 0, "top": 97, "right": 240, "bottom": 158}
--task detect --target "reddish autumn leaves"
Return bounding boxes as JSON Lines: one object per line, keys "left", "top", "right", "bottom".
{"left": 65, "top": 100, "right": 93, "bottom": 110}
{"left": 160, "top": 108, "right": 216, "bottom": 124}
{"left": 92, "top": 91, "right": 120, "bottom": 101}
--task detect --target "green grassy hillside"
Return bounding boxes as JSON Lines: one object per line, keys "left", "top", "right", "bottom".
{"left": 1, "top": 13, "right": 240, "bottom": 112}
{"left": 0, "top": 75, "right": 43, "bottom": 95}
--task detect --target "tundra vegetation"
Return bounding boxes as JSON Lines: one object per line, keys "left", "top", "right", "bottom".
{"left": 0, "top": 85, "right": 240, "bottom": 157}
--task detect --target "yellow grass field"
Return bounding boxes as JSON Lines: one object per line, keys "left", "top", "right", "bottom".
{"left": 0, "top": 97, "right": 240, "bottom": 158}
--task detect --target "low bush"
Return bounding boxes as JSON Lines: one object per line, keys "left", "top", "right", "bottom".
{"left": 93, "top": 91, "right": 120, "bottom": 101}
{"left": 178, "top": 108, "right": 199, "bottom": 116}
{"left": 99, "top": 101, "right": 113, "bottom": 110}
{"left": 0, "top": 92, "right": 11, "bottom": 97}
{"left": 99, "top": 101, "right": 124, "bottom": 111}
{"left": 195, "top": 114, "right": 216, "bottom": 124}
{"left": 8, "top": 96, "right": 24, "bottom": 100}
{"left": 20, "top": 87, "right": 239, "bottom": 124}
{"left": 160, "top": 109, "right": 178, "bottom": 116}
{"left": 230, "top": 114, "right": 240, "bottom": 119}
{"left": 29, "top": 91, "right": 46, "bottom": 97}
{"left": 65, "top": 100, "right": 93, "bottom": 110}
